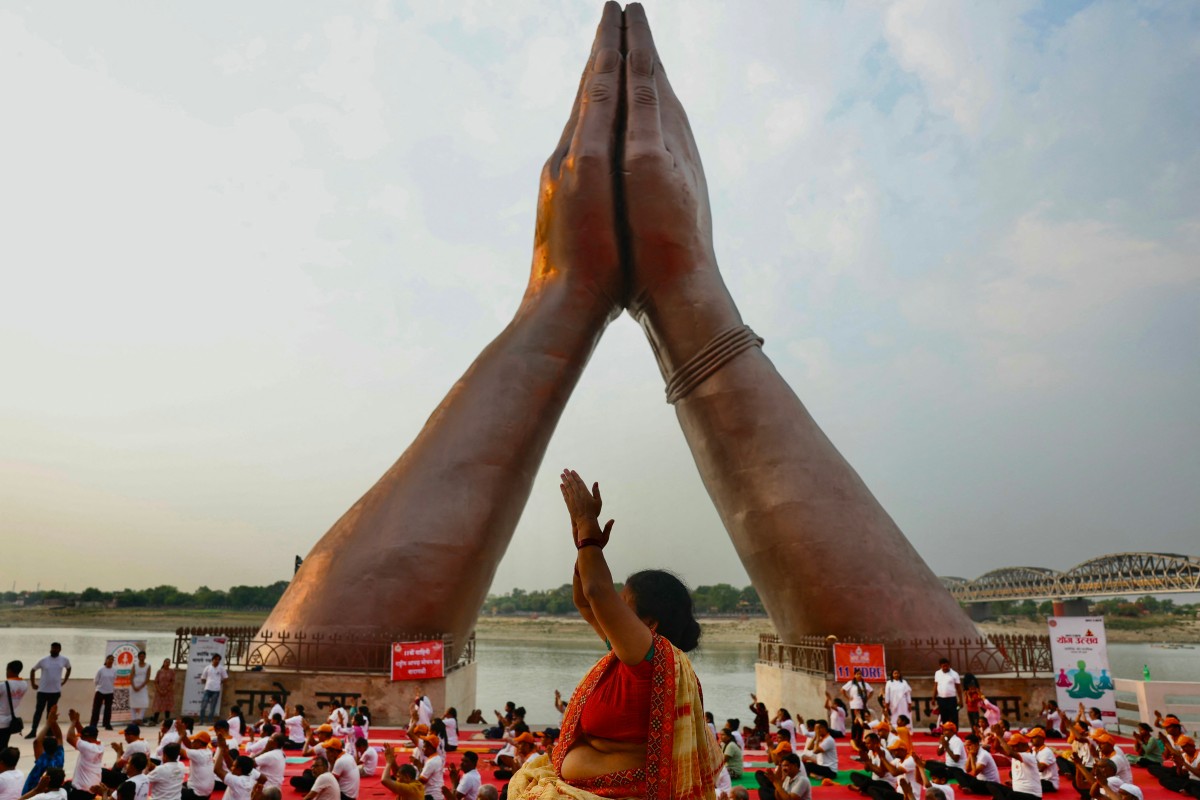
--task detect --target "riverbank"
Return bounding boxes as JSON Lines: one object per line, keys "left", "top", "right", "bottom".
{"left": 3, "top": 606, "right": 1197, "bottom": 644}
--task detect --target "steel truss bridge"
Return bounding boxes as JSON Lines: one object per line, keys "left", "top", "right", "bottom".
{"left": 941, "top": 552, "right": 1200, "bottom": 604}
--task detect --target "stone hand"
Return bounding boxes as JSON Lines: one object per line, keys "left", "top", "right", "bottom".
{"left": 525, "top": 1, "right": 624, "bottom": 318}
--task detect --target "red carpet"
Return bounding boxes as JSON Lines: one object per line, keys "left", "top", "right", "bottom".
{"left": 226, "top": 728, "right": 1182, "bottom": 800}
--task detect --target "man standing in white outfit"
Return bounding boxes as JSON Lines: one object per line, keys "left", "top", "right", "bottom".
{"left": 27, "top": 645, "right": 71, "bottom": 739}
{"left": 932, "top": 659, "right": 963, "bottom": 730}
{"left": 198, "top": 656, "right": 227, "bottom": 725}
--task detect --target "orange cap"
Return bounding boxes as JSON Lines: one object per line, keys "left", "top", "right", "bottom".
{"left": 942, "top": 722, "right": 957, "bottom": 733}
{"left": 191, "top": 731, "right": 211, "bottom": 744}
{"left": 1028, "top": 728, "right": 1046, "bottom": 739}
{"left": 514, "top": 732, "right": 536, "bottom": 744}
{"left": 322, "top": 738, "right": 344, "bottom": 750}
{"left": 411, "top": 724, "right": 429, "bottom": 737}
{"left": 1163, "top": 715, "right": 1182, "bottom": 726}
{"left": 317, "top": 724, "right": 333, "bottom": 734}
{"left": 1008, "top": 733, "right": 1030, "bottom": 745}
{"left": 422, "top": 735, "right": 441, "bottom": 749}
{"left": 772, "top": 741, "right": 792, "bottom": 755}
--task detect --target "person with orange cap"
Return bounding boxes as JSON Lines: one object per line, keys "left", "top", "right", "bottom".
{"left": 1025, "top": 728, "right": 1058, "bottom": 794}
{"left": 1156, "top": 734, "right": 1200, "bottom": 797}
{"left": 926, "top": 723, "right": 965, "bottom": 784}
{"left": 988, "top": 725, "right": 1042, "bottom": 800}
{"left": 326, "top": 738, "right": 360, "bottom": 800}
{"left": 414, "top": 735, "right": 444, "bottom": 800}
{"left": 1088, "top": 731, "right": 1130, "bottom": 785}
{"left": 177, "top": 722, "right": 215, "bottom": 800}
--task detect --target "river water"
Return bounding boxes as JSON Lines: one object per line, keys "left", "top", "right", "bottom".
{"left": 1, "top": 627, "right": 1196, "bottom": 724}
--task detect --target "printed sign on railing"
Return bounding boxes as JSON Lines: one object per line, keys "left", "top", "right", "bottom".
{"left": 833, "top": 643, "right": 887, "bottom": 682}
{"left": 391, "top": 640, "right": 445, "bottom": 681}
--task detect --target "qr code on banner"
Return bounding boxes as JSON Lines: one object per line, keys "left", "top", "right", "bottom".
{"left": 112, "top": 692, "right": 130, "bottom": 714}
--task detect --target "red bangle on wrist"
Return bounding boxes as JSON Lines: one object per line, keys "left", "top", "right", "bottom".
{"left": 576, "top": 538, "right": 604, "bottom": 550}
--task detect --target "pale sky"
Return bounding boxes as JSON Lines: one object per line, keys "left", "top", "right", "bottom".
{"left": 2, "top": 1, "right": 1197, "bottom": 597}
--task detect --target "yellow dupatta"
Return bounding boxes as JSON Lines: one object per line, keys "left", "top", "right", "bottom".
{"left": 510, "top": 634, "right": 721, "bottom": 800}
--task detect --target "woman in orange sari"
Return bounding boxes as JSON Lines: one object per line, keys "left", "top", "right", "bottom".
{"left": 510, "top": 469, "right": 721, "bottom": 800}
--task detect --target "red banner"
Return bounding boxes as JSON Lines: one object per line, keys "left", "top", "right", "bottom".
{"left": 391, "top": 640, "right": 445, "bottom": 681}
{"left": 833, "top": 643, "right": 887, "bottom": 682}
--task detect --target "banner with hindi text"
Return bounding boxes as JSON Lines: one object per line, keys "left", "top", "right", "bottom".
{"left": 1047, "top": 616, "right": 1117, "bottom": 724}
{"left": 833, "top": 643, "right": 887, "bottom": 682}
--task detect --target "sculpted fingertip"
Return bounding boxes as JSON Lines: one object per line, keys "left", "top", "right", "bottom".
{"left": 594, "top": 48, "right": 621, "bottom": 74}
{"left": 630, "top": 48, "right": 655, "bottom": 77}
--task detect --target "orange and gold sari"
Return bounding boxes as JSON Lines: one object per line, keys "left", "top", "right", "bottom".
{"left": 510, "top": 633, "right": 721, "bottom": 800}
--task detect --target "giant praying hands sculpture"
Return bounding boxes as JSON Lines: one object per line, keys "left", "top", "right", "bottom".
{"left": 261, "top": 3, "right": 979, "bottom": 662}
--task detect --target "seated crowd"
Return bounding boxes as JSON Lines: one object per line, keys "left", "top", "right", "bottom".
{"left": 0, "top": 662, "right": 1195, "bottom": 800}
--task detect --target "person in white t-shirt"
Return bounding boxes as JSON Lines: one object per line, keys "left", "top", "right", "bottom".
{"left": 89, "top": 657, "right": 117, "bottom": 731}
{"left": 0, "top": 745, "right": 25, "bottom": 800}
{"left": 2, "top": 661, "right": 30, "bottom": 752}
{"left": 322, "top": 739, "right": 358, "bottom": 800}
{"left": 27, "top": 646, "right": 72, "bottom": 739}
{"left": 301, "top": 757, "right": 339, "bottom": 800}
{"left": 212, "top": 737, "right": 263, "bottom": 800}
{"left": 1027, "top": 728, "right": 1059, "bottom": 793}
{"left": 415, "top": 736, "right": 444, "bottom": 800}
{"left": 283, "top": 707, "right": 307, "bottom": 750}
{"left": 441, "top": 709, "right": 459, "bottom": 751}
{"left": 447, "top": 752, "right": 481, "bottom": 800}
{"left": 848, "top": 732, "right": 898, "bottom": 796}
{"left": 21, "top": 767, "right": 67, "bottom": 800}
{"left": 147, "top": 744, "right": 187, "bottom": 800}
{"left": 102, "top": 725, "right": 150, "bottom": 788}
{"left": 64, "top": 710, "right": 105, "bottom": 800}
{"left": 932, "top": 660, "right": 963, "bottom": 730}
{"left": 957, "top": 734, "right": 1001, "bottom": 794}
{"left": 252, "top": 736, "right": 287, "bottom": 790}
{"left": 800, "top": 721, "right": 838, "bottom": 783}
{"left": 824, "top": 695, "right": 847, "bottom": 738}
{"left": 176, "top": 725, "right": 215, "bottom": 800}
{"left": 197, "top": 657, "right": 227, "bottom": 725}
{"left": 355, "top": 739, "right": 378, "bottom": 778}
{"left": 993, "top": 731, "right": 1043, "bottom": 800}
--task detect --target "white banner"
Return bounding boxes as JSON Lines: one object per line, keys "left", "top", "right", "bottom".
{"left": 1047, "top": 616, "right": 1117, "bottom": 725}
{"left": 182, "top": 635, "right": 228, "bottom": 716}
{"left": 104, "top": 639, "right": 147, "bottom": 725}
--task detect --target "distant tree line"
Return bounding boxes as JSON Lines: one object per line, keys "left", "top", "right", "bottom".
{"left": 982, "top": 595, "right": 1197, "bottom": 620}
{"left": 482, "top": 583, "right": 765, "bottom": 616}
{"left": 2, "top": 581, "right": 290, "bottom": 610}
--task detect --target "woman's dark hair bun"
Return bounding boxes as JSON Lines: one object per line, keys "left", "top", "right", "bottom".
{"left": 624, "top": 569, "right": 702, "bottom": 653}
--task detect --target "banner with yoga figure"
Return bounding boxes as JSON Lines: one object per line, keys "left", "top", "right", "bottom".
{"left": 1047, "top": 616, "right": 1117, "bottom": 725}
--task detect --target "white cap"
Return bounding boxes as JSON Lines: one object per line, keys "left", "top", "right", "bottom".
{"left": 1106, "top": 777, "right": 1123, "bottom": 791}
{"left": 1118, "top": 784, "right": 1143, "bottom": 800}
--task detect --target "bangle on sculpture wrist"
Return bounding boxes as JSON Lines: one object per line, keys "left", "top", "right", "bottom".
{"left": 664, "top": 324, "right": 763, "bottom": 404}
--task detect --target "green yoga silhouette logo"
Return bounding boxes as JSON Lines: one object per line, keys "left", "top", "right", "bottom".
{"left": 1064, "top": 659, "right": 1107, "bottom": 699}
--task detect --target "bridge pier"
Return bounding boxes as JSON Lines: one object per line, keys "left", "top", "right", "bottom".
{"left": 968, "top": 602, "right": 994, "bottom": 622}
{"left": 1052, "top": 598, "right": 1090, "bottom": 616}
